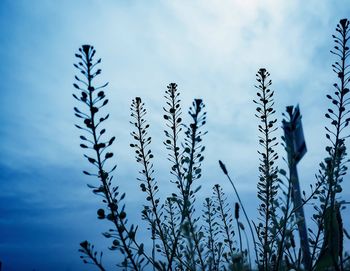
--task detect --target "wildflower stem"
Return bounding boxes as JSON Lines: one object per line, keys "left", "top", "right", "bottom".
{"left": 219, "top": 161, "right": 259, "bottom": 267}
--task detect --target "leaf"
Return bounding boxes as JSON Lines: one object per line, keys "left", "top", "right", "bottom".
{"left": 97, "top": 209, "right": 105, "bottom": 219}
{"left": 80, "top": 240, "right": 89, "bottom": 249}
{"left": 105, "top": 152, "right": 113, "bottom": 159}
{"left": 137, "top": 243, "right": 145, "bottom": 256}
{"left": 194, "top": 185, "right": 201, "bottom": 193}
{"left": 88, "top": 157, "right": 96, "bottom": 164}
{"left": 102, "top": 99, "right": 109, "bottom": 106}
{"left": 109, "top": 136, "right": 116, "bottom": 145}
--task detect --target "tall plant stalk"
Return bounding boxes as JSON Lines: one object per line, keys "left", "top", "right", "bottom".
{"left": 219, "top": 160, "right": 259, "bottom": 268}
{"left": 253, "top": 68, "right": 279, "bottom": 270}
{"left": 72, "top": 18, "right": 350, "bottom": 271}
{"left": 130, "top": 97, "right": 172, "bottom": 269}
{"left": 73, "top": 45, "right": 151, "bottom": 270}
{"left": 311, "top": 18, "right": 350, "bottom": 271}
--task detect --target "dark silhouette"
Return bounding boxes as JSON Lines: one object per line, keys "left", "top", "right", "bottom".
{"left": 72, "top": 19, "right": 350, "bottom": 271}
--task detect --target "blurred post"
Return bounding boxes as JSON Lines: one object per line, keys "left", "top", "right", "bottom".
{"left": 282, "top": 105, "right": 311, "bottom": 270}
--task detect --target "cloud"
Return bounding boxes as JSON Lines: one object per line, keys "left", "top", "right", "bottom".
{"left": 1, "top": 0, "right": 350, "bottom": 269}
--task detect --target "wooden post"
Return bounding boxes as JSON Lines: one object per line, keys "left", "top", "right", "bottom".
{"left": 282, "top": 105, "right": 311, "bottom": 270}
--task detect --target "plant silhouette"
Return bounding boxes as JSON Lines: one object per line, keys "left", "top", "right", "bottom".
{"left": 73, "top": 19, "right": 350, "bottom": 271}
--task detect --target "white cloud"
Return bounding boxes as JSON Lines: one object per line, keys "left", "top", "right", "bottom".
{"left": 1, "top": 0, "right": 350, "bottom": 269}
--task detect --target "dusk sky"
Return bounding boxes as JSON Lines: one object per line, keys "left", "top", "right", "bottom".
{"left": 1, "top": 1, "right": 350, "bottom": 270}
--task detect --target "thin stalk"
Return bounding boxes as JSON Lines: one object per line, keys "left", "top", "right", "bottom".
{"left": 219, "top": 160, "right": 259, "bottom": 267}
{"left": 274, "top": 176, "right": 293, "bottom": 270}
{"left": 85, "top": 52, "right": 140, "bottom": 271}
{"left": 133, "top": 98, "right": 172, "bottom": 265}
{"left": 214, "top": 185, "right": 235, "bottom": 262}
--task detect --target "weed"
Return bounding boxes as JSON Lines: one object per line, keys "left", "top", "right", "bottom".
{"left": 73, "top": 19, "right": 350, "bottom": 271}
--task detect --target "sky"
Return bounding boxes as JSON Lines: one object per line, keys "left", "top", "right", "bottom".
{"left": 0, "top": 0, "right": 350, "bottom": 270}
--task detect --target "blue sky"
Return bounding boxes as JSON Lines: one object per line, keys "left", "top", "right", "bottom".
{"left": 0, "top": 0, "right": 350, "bottom": 270}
